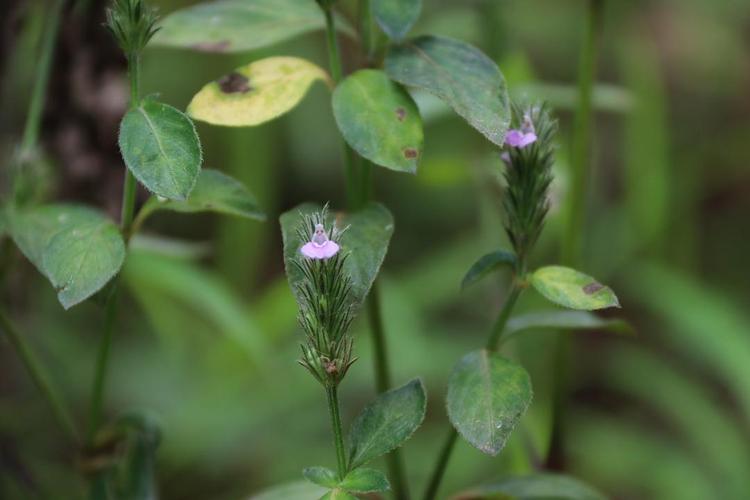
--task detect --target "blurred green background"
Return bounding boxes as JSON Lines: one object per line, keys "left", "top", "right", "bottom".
{"left": 1, "top": 0, "right": 749, "bottom": 498}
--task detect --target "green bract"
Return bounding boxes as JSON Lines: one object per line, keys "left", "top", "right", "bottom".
{"left": 6, "top": 204, "right": 125, "bottom": 309}
{"left": 333, "top": 70, "right": 423, "bottom": 174}
{"left": 119, "top": 99, "right": 202, "bottom": 200}
{"left": 531, "top": 266, "right": 620, "bottom": 311}
{"left": 280, "top": 203, "right": 394, "bottom": 310}
{"left": 154, "top": 0, "right": 351, "bottom": 53}
{"left": 373, "top": 0, "right": 422, "bottom": 41}
{"left": 385, "top": 35, "right": 511, "bottom": 146}
{"left": 447, "top": 350, "right": 532, "bottom": 456}
{"left": 188, "top": 57, "right": 329, "bottom": 127}
{"left": 348, "top": 379, "right": 426, "bottom": 469}
{"left": 461, "top": 250, "right": 517, "bottom": 290}
{"left": 140, "top": 169, "right": 265, "bottom": 221}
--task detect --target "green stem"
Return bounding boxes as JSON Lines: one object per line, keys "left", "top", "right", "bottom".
{"left": 423, "top": 280, "right": 524, "bottom": 500}
{"left": 0, "top": 306, "right": 79, "bottom": 443}
{"left": 550, "top": 0, "right": 604, "bottom": 470}
{"left": 18, "top": 0, "right": 65, "bottom": 157}
{"left": 322, "top": 4, "right": 360, "bottom": 209}
{"left": 359, "top": 0, "right": 376, "bottom": 64}
{"left": 325, "top": 385, "right": 348, "bottom": 478}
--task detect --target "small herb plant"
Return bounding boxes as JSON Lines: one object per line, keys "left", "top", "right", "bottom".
{"left": 1, "top": 0, "right": 627, "bottom": 499}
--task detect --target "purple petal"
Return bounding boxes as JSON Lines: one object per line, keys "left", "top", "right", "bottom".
{"left": 505, "top": 129, "right": 525, "bottom": 147}
{"left": 518, "top": 132, "right": 537, "bottom": 148}
{"left": 301, "top": 241, "right": 340, "bottom": 260}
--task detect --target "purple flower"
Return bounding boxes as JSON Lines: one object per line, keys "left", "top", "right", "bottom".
{"left": 505, "top": 112, "right": 537, "bottom": 149}
{"left": 301, "top": 223, "right": 340, "bottom": 260}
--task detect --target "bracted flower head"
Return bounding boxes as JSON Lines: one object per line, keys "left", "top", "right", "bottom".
{"left": 105, "top": 0, "right": 160, "bottom": 55}
{"left": 504, "top": 111, "right": 537, "bottom": 149}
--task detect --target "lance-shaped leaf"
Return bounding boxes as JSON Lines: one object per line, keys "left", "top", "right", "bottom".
{"left": 249, "top": 481, "right": 327, "bottom": 500}
{"left": 6, "top": 204, "right": 125, "bottom": 309}
{"left": 138, "top": 169, "right": 265, "bottom": 224}
{"left": 531, "top": 266, "right": 620, "bottom": 311}
{"left": 348, "top": 379, "right": 426, "bottom": 469}
{"left": 456, "top": 473, "right": 607, "bottom": 500}
{"left": 119, "top": 99, "right": 202, "bottom": 200}
{"left": 303, "top": 467, "right": 338, "bottom": 489}
{"left": 280, "top": 203, "right": 394, "bottom": 310}
{"left": 153, "top": 0, "right": 352, "bottom": 53}
{"left": 339, "top": 468, "right": 390, "bottom": 493}
{"left": 502, "top": 310, "right": 634, "bottom": 344}
{"left": 373, "top": 0, "right": 422, "bottom": 41}
{"left": 333, "top": 69, "right": 423, "bottom": 173}
{"left": 188, "top": 57, "right": 329, "bottom": 127}
{"left": 461, "top": 250, "right": 517, "bottom": 290}
{"left": 447, "top": 350, "right": 532, "bottom": 456}
{"left": 385, "top": 35, "right": 510, "bottom": 146}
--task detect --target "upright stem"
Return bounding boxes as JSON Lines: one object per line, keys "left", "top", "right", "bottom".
{"left": 18, "top": 0, "right": 65, "bottom": 157}
{"left": 0, "top": 307, "right": 79, "bottom": 443}
{"left": 423, "top": 280, "right": 524, "bottom": 500}
{"left": 550, "top": 0, "right": 604, "bottom": 470}
{"left": 358, "top": 0, "right": 376, "bottom": 64}
{"left": 325, "top": 385, "right": 348, "bottom": 479}
{"left": 121, "top": 52, "right": 140, "bottom": 238}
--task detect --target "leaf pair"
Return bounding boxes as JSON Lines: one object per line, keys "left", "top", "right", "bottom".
{"left": 304, "top": 380, "right": 427, "bottom": 496}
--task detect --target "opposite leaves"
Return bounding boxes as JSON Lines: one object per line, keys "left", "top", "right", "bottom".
{"left": 6, "top": 204, "right": 125, "bottom": 309}
{"left": 119, "top": 99, "right": 202, "bottom": 200}
{"left": 348, "top": 379, "right": 426, "bottom": 469}
{"left": 447, "top": 350, "right": 532, "bottom": 456}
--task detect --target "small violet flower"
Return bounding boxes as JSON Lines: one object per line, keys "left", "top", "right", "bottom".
{"left": 505, "top": 112, "right": 537, "bottom": 149}
{"left": 301, "top": 223, "right": 340, "bottom": 260}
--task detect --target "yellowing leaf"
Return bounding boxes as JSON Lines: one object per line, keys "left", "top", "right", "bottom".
{"left": 187, "top": 57, "right": 330, "bottom": 127}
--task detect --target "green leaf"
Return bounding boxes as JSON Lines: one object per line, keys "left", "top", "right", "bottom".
{"left": 348, "top": 379, "right": 426, "bottom": 469}
{"left": 6, "top": 204, "right": 126, "bottom": 309}
{"left": 458, "top": 473, "right": 607, "bottom": 500}
{"left": 530, "top": 266, "right": 620, "bottom": 311}
{"left": 303, "top": 467, "right": 338, "bottom": 489}
{"left": 119, "top": 99, "right": 202, "bottom": 200}
{"left": 385, "top": 35, "right": 510, "bottom": 146}
{"left": 373, "top": 0, "right": 422, "bottom": 40}
{"left": 280, "top": 203, "right": 394, "bottom": 310}
{"left": 339, "top": 468, "right": 390, "bottom": 493}
{"left": 320, "top": 490, "right": 357, "bottom": 500}
{"left": 461, "top": 250, "right": 517, "bottom": 290}
{"left": 140, "top": 169, "right": 265, "bottom": 222}
{"left": 249, "top": 481, "right": 327, "bottom": 500}
{"left": 502, "top": 310, "right": 634, "bottom": 343}
{"left": 153, "top": 0, "right": 352, "bottom": 53}
{"left": 333, "top": 69, "right": 423, "bottom": 174}
{"left": 447, "top": 350, "right": 532, "bottom": 456}
{"left": 188, "top": 57, "right": 329, "bottom": 127}
{"left": 112, "top": 414, "right": 162, "bottom": 500}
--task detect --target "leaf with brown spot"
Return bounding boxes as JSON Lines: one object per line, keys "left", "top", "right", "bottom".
{"left": 188, "top": 57, "right": 329, "bottom": 127}
{"left": 531, "top": 266, "right": 620, "bottom": 310}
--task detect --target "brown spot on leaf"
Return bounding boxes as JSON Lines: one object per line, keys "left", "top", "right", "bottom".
{"left": 217, "top": 72, "right": 251, "bottom": 94}
{"left": 403, "top": 148, "right": 419, "bottom": 159}
{"left": 190, "top": 40, "right": 231, "bottom": 53}
{"left": 396, "top": 107, "right": 406, "bottom": 121}
{"left": 583, "top": 282, "right": 604, "bottom": 295}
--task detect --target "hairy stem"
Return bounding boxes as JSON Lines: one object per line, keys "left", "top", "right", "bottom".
{"left": 550, "top": 0, "right": 605, "bottom": 470}
{"left": 325, "top": 385, "right": 348, "bottom": 478}
{"left": 0, "top": 307, "right": 79, "bottom": 443}
{"left": 423, "top": 280, "right": 524, "bottom": 499}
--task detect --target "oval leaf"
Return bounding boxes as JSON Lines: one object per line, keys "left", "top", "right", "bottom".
{"left": 6, "top": 204, "right": 125, "bottom": 309}
{"left": 461, "top": 250, "right": 517, "bottom": 290}
{"left": 280, "top": 203, "right": 394, "bottom": 310}
{"left": 447, "top": 350, "right": 532, "bottom": 456}
{"left": 302, "top": 467, "right": 338, "bottom": 489}
{"left": 119, "top": 100, "right": 202, "bottom": 200}
{"left": 320, "top": 490, "right": 358, "bottom": 500}
{"left": 154, "top": 0, "right": 352, "bottom": 53}
{"left": 339, "top": 468, "right": 390, "bottom": 493}
{"left": 188, "top": 57, "right": 329, "bottom": 127}
{"left": 503, "top": 310, "right": 634, "bottom": 344}
{"left": 531, "top": 266, "right": 620, "bottom": 311}
{"left": 385, "top": 35, "right": 510, "bottom": 146}
{"left": 457, "top": 473, "right": 607, "bottom": 500}
{"left": 348, "top": 379, "right": 426, "bottom": 469}
{"left": 249, "top": 481, "right": 327, "bottom": 500}
{"left": 140, "top": 169, "right": 265, "bottom": 222}
{"left": 333, "top": 69, "right": 423, "bottom": 173}
{"left": 373, "top": 0, "right": 422, "bottom": 41}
